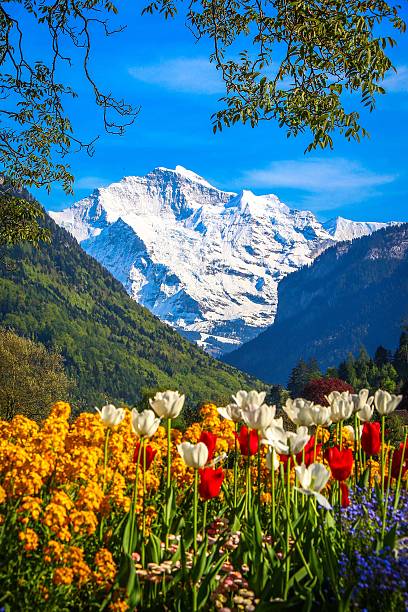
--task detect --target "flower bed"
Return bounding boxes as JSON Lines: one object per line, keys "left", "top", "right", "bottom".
{"left": 0, "top": 389, "right": 407, "bottom": 610}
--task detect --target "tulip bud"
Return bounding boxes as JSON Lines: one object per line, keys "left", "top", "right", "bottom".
{"left": 360, "top": 422, "right": 381, "bottom": 456}
{"left": 232, "top": 390, "right": 266, "bottom": 411}
{"left": 131, "top": 409, "right": 161, "bottom": 438}
{"left": 217, "top": 403, "right": 242, "bottom": 422}
{"left": 177, "top": 442, "right": 208, "bottom": 468}
{"left": 149, "top": 390, "right": 185, "bottom": 419}
{"left": 241, "top": 404, "right": 277, "bottom": 430}
{"left": 95, "top": 404, "right": 125, "bottom": 428}
{"left": 374, "top": 390, "right": 402, "bottom": 416}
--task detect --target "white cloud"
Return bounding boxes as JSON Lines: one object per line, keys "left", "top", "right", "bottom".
{"left": 382, "top": 65, "right": 408, "bottom": 93}
{"left": 75, "top": 176, "right": 110, "bottom": 190}
{"left": 129, "top": 57, "right": 224, "bottom": 95}
{"left": 240, "top": 158, "right": 396, "bottom": 211}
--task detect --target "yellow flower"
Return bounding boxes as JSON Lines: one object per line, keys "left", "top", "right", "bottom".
{"left": 49, "top": 401, "right": 71, "bottom": 420}
{"left": 94, "top": 548, "right": 117, "bottom": 585}
{"left": 53, "top": 567, "right": 74, "bottom": 586}
{"left": 109, "top": 600, "right": 129, "bottom": 612}
{"left": 0, "top": 485, "right": 6, "bottom": 504}
{"left": 18, "top": 528, "right": 39, "bottom": 551}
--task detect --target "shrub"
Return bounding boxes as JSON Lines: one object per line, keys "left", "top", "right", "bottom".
{"left": 301, "top": 377, "right": 355, "bottom": 405}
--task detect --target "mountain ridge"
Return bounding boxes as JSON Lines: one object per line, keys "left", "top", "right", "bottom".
{"left": 50, "top": 166, "right": 393, "bottom": 355}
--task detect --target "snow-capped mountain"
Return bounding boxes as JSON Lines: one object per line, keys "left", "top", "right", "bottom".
{"left": 50, "top": 165, "right": 391, "bottom": 355}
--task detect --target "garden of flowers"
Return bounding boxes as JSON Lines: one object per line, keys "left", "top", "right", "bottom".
{"left": 0, "top": 388, "right": 407, "bottom": 611}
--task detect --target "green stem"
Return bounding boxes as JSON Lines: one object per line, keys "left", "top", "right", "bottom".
{"left": 393, "top": 432, "right": 408, "bottom": 512}
{"left": 234, "top": 423, "right": 238, "bottom": 509}
{"left": 381, "top": 415, "right": 386, "bottom": 497}
{"left": 102, "top": 428, "right": 111, "bottom": 493}
{"left": 141, "top": 439, "right": 146, "bottom": 566}
{"left": 339, "top": 420, "right": 343, "bottom": 451}
{"left": 381, "top": 449, "right": 394, "bottom": 541}
{"left": 99, "top": 427, "right": 111, "bottom": 542}
{"left": 129, "top": 439, "right": 143, "bottom": 553}
{"left": 284, "top": 456, "right": 291, "bottom": 599}
{"left": 193, "top": 468, "right": 198, "bottom": 554}
{"left": 202, "top": 500, "right": 208, "bottom": 539}
{"left": 353, "top": 414, "right": 359, "bottom": 484}
{"left": 166, "top": 418, "right": 172, "bottom": 490}
{"left": 271, "top": 458, "right": 276, "bottom": 537}
{"left": 257, "top": 438, "right": 261, "bottom": 507}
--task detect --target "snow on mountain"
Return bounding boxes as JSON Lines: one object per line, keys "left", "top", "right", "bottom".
{"left": 322, "top": 216, "right": 390, "bottom": 241}
{"left": 50, "top": 166, "right": 392, "bottom": 356}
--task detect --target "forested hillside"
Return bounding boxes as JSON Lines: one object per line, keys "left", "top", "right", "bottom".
{"left": 225, "top": 224, "right": 408, "bottom": 384}
{"left": 0, "top": 213, "right": 259, "bottom": 413}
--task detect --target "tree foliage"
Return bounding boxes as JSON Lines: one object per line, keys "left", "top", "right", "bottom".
{"left": 0, "top": 0, "right": 139, "bottom": 245}
{"left": 0, "top": 0, "right": 406, "bottom": 246}
{"left": 0, "top": 328, "right": 70, "bottom": 421}
{"left": 145, "top": 0, "right": 405, "bottom": 150}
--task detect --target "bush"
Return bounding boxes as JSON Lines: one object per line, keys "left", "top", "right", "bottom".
{"left": 301, "top": 377, "right": 355, "bottom": 405}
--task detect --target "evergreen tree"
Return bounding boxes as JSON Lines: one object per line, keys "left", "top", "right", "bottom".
{"left": 307, "top": 358, "right": 322, "bottom": 381}
{"left": 287, "top": 359, "right": 320, "bottom": 397}
{"left": 394, "top": 329, "right": 408, "bottom": 380}
{"left": 375, "top": 345, "right": 392, "bottom": 368}
{"left": 338, "top": 353, "right": 358, "bottom": 389}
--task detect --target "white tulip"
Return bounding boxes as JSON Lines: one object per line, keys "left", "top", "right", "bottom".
{"left": 261, "top": 424, "right": 289, "bottom": 454}
{"left": 326, "top": 390, "right": 352, "bottom": 404}
{"left": 295, "top": 463, "right": 332, "bottom": 510}
{"left": 266, "top": 448, "right": 280, "bottom": 471}
{"left": 217, "top": 403, "right": 242, "bottom": 423}
{"left": 95, "top": 404, "right": 125, "bottom": 427}
{"left": 308, "top": 404, "right": 331, "bottom": 427}
{"left": 262, "top": 425, "right": 310, "bottom": 456}
{"left": 177, "top": 442, "right": 208, "bottom": 468}
{"left": 374, "top": 389, "right": 402, "bottom": 416}
{"left": 242, "top": 403, "right": 276, "bottom": 430}
{"left": 350, "top": 389, "right": 373, "bottom": 413}
{"left": 283, "top": 398, "right": 314, "bottom": 427}
{"left": 232, "top": 390, "right": 266, "bottom": 411}
{"left": 356, "top": 403, "right": 374, "bottom": 422}
{"left": 329, "top": 398, "right": 354, "bottom": 423}
{"left": 343, "top": 425, "right": 358, "bottom": 442}
{"left": 260, "top": 416, "right": 283, "bottom": 439}
{"left": 286, "top": 426, "right": 311, "bottom": 455}
{"left": 149, "top": 390, "right": 185, "bottom": 419}
{"left": 131, "top": 409, "right": 161, "bottom": 438}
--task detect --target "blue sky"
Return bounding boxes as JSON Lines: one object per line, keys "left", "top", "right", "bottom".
{"left": 29, "top": 4, "right": 408, "bottom": 222}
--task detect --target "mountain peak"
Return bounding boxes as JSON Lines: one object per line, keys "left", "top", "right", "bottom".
{"left": 153, "top": 165, "right": 219, "bottom": 190}
{"left": 323, "top": 216, "right": 390, "bottom": 241}
{"left": 51, "top": 166, "right": 394, "bottom": 356}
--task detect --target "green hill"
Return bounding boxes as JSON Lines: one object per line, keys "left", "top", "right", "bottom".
{"left": 0, "top": 213, "right": 260, "bottom": 414}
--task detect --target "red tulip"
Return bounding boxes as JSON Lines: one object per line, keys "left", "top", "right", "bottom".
{"left": 360, "top": 422, "right": 381, "bottom": 456}
{"left": 234, "top": 426, "right": 259, "bottom": 456}
{"left": 390, "top": 442, "right": 408, "bottom": 479}
{"left": 133, "top": 442, "right": 157, "bottom": 470}
{"left": 199, "top": 431, "right": 217, "bottom": 462}
{"left": 198, "top": 467, "right": 224, "bottom": 500}
{"left": 324, "top": 446, "right": 353, "bottom": 481}
{"left": 340, "top": 482, "right": 350, "bottom": 508}
{"left": 302, "top": 436, "right": 322, "bottom": 466}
